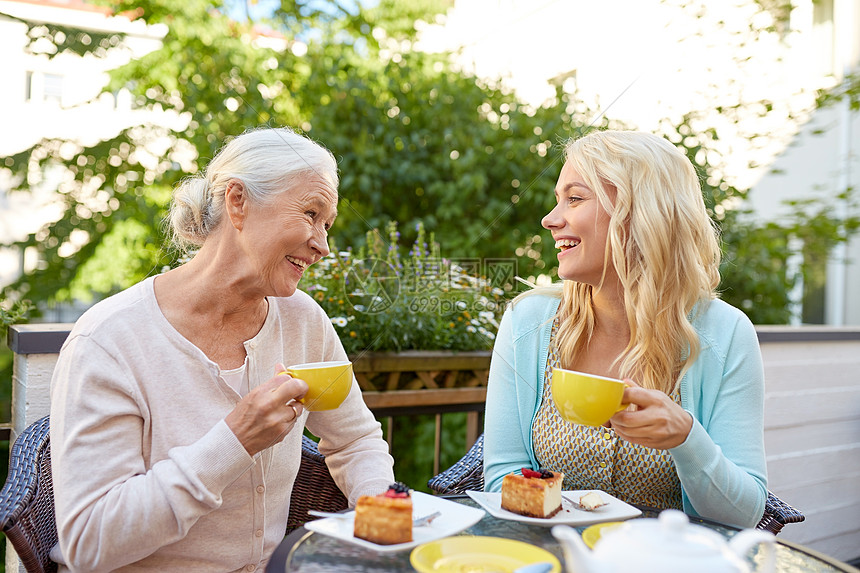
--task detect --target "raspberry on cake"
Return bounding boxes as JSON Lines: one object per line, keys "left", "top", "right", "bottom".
{"left": 501, "top": 468, "right": 564, "bottom": 518}
{"left": 353, "top": 482, "right": 413, "bottom": 545}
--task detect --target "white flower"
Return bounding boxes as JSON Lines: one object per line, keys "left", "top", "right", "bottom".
{"left": 331, "top": 317, "right": 348, "bottom": 327}
{"left": 466, "top": 325, "right": 477, "bottom": 333}
{"left": 479, "top": 311, "right": 495, "bottom": 321}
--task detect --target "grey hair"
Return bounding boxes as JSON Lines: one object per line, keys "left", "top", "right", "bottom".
{"left": 168, "top": 126, "right": 339, "bottom": 249}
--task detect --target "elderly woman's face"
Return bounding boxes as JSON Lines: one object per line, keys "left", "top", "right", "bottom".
{"left": 238, "top": 173, "right": 337, "bottom": 298}
{"left": 541, "top": 160, "right": 614, "bottom": 286}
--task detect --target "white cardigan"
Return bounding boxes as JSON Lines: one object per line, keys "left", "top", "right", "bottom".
{"left": 50, "top": 276, "right": 394, "bottom": 572}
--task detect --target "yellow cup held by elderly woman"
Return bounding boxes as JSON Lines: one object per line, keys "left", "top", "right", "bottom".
{"left": 551, "top": 368, "right": 628, "bottom": 427}
{"left": 282, "top": 361, "right": 353, "bottom": 411}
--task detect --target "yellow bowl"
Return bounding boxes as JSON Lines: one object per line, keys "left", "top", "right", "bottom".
{"left": 551, "top": 368, "right": 627, "bottom": 427}
{"left": 283, "top": 361, "right": 353, "bottom": 411}
{"left": 410, "top": 536, "right": 561, "bottom": 573}
{"left": 581, "top": 521, "right": 626, "bottom": 549}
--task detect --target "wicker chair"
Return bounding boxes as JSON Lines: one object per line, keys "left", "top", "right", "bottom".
{"left": 287, "top": 435, "right": 349, "bottom": 533}
{"left": 427, "top": 433, "right": 806, "bottom": 535}
{"left": 0, "top": 417, "right": 346, "bottom": 573}
{"left": 0, "top": 416, "right": 58, "bottom": 573}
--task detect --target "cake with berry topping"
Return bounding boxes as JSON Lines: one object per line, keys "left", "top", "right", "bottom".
{"left": 353, "top": 482, "right": 413, "bottom": 545}
{"left": 501, "top": 468, "right": 564, "bottom": 518}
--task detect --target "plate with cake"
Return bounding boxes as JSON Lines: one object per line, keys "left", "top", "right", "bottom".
{"left": 304, "top": 483, "right": 486, "bottom": 553}
{"left": 466, "top": 468, "right": 641, "bottom": 526}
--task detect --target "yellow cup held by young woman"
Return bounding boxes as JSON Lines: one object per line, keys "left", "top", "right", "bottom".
{"left": 551, "top": 368, "right": 628, "bottom": 426}
{"left": 281, "top": 360, "right": 353, "bottom": 411}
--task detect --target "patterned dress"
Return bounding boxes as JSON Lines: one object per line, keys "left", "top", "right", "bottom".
{"left": 532, "top": 319, "right": 683, "bottom": 510}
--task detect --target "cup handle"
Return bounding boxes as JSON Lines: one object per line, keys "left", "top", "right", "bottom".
{"left": 277, "top": 370, "right": 307, "bottom": 403}
{"left": 285, "top": 371, "right": 309, "bottom": 403}
{"left": 616, "top": 381, "right": 635, "bottom": 413}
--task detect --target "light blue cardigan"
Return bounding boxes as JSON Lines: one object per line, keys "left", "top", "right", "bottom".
{"left": 483, "top": 293, "right": 768, "bottom": 528}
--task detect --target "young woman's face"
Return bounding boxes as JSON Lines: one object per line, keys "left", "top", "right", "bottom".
{"left": 236, "top": 174, "right": 337, "bottom": 298}
{"left": 541, "top": 160, "right": 615, "bottom": 286}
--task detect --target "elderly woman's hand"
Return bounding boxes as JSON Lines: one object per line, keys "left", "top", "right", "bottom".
{"left": 225, "top": 364, "right": 309, "bottom": 456}
{"left": 607, "top": 378, "right": 693, "bottom": 450}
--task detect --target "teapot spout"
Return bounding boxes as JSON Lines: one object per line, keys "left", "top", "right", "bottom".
{"left": 551, "top": 525, "right": 601, "bottom": 573}
{"left": 728, "top": 529, "right": 776, "bottom": 573}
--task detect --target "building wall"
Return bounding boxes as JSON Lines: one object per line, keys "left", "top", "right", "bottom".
{"left": 758, "top": 331, "right": 860, "bottom": 561}
{"left": 744, "top": 0, "right": 860, "bottom": 326}
{"left": 0, "top": 0, "right": 166, "bottom": 285}
{"left": 0, "top": 0, "right": 165, "bottom": 156}
{"left": 746, "top": 103, "right": 860, "bottom": 326}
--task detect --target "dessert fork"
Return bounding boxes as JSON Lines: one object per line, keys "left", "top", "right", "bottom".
{"left": 307, "top": 509, "right": 441, "bottom": 526}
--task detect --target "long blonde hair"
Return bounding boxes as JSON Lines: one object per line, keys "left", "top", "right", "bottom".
{"left": 535, "top": 130, "right": 721, "bottom": 393}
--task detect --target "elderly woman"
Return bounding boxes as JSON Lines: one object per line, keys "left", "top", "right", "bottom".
{"left": 484, "top": 130, "right": 767, "bottom": 528}
{"left": 50, "top": 127, "right": 394, "bottom": 572}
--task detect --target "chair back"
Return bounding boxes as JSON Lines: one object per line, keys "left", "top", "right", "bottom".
{"left": 0, "top": 416, "right": 58, "bottom": 573}
{"left": 427, "top": 433, "right": 805, "bottom": 535}
{"left": 286, "top": 435, "right": 348, "bottom": 533}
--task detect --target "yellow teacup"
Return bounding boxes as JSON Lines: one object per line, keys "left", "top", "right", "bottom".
{"left": 282, "top": 361, "right": 353, "bottom": 411}
{"left": 551, "top": 368, "right": 628, "bottom": 427}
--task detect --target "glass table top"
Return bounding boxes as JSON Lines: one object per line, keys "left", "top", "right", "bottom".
{"left": 269, "top": 497, "right": 858, "bottom": 573}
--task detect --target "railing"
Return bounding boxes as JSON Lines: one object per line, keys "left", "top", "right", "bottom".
{"left": 353, "top": 350, "right": 488, "bottom": 475}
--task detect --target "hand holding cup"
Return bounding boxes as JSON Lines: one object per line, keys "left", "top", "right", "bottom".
{"left": 226, "top": 365, "right": 308, "bottom": 456}
{"left": 606, "top": 378, "right": 693, "bottom": 449}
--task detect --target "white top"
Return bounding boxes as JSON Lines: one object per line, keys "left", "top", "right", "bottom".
{"left": 220, "top": 359, "right": 249, "bottom": 396}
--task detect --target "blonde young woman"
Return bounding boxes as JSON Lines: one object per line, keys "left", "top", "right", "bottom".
{"left": 483, "top": 130, "right": 767, "bottom": 528}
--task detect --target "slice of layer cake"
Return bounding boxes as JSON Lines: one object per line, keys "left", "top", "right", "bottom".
{"left": 353, "top": 482, "right": 412, "bottom": 545}
{"left": 501, "top": 468, "right": 564, "bottom": 518}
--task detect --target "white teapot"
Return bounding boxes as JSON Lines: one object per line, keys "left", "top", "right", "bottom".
{"left": 551, "top": 509, "right": 776, "bottom": 573}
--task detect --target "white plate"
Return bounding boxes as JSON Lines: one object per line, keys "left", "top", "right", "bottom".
{"left": 466, "top": 490, "right": 641, "bottom": 527}
{"left": 304, "top": 491, "right": 486, "bottom": 553}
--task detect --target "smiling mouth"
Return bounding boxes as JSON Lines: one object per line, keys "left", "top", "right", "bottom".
{"left": 555, "top": 239, "right": 580, "bottom": 251}
{"left": 285, "top": 255, "right": 308, "bottom": 270}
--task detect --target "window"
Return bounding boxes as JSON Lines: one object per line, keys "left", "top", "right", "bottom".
{"left": 43, "top": 73, "right": 64, "bottom": 104}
